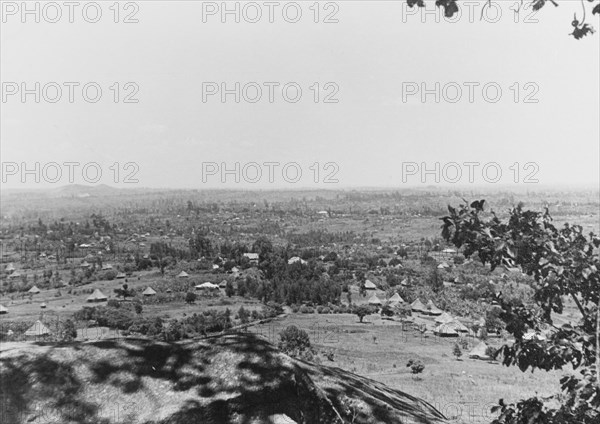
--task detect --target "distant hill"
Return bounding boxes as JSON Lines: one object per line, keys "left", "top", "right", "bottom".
{"left": 0, "top": 334, "right": 447, "bottom": 424}
{"left": 50, "top": 183, "right": 122, "bottom": 197}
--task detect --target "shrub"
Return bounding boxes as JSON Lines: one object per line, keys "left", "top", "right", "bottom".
{"left": 278, "top": 325, "right": 311, "bottom": 357}
{"left": 290, "top": 304, "right": 300, "bottom": 313}
{"left": 299, "top": 305, "right": 314, "bottom": 314}
{"left": 320, "top": 307, "right": 331, "bottom": 314}
{"left": 107, "top": 299, "right": 120, "bottom": 309}
{"left": 185, "top": 291, "right": 197, "bottom": 304}
{"left": 485, "top": 346, "right": 497, "bottom": 359}
{"left": 452, "top": 343, "right": 463, "bottom": 360}
{"left": 325, "top": 350, "right": 335, "bottom": 361}
{"left": 262, "top": 301, "right": 283, "bottom": 318}
{"left": 406, "top": 359, "right": 424, "bottom": 376}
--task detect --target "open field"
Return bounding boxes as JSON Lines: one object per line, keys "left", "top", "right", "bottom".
{"left": 248, "top": 313, "right": 564, "bottom": 424}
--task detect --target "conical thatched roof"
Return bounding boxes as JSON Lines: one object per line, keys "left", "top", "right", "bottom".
{"left": 142, "top": 287, "right": 157, "bottom": 296}
{"left": 368, "top": 294, "right": 382, "bottom": 305}
{"left": 195, "top": 282, "right": 219, "bottom": 290}
{"left": 450, "top": 320, "right": 471, "bottom": 333}
{"left": 0, "top": 304, "right": 8, "bottom": 314}
{"left": 25, "top": 320, "right": 52, "bottom": 336}
{"left": 28, "top": 285, "right": 41, "bottom": 294}
{"left": 435, "top": 312, "right": 454, "bottom": 324}
{"left": 433, "top": 323, "right": 459, "bottom": 337}
{"left": 469, "top": 341, "right": 491, "bottom": 360}
{"left": 177, "top": 271, "right": 189, "bottom": 278}
{"left": 389, "top": 293, "right": 404, "bottom": 303}
{"left": 364, "top": 280, "right": 377, "bottom": 289}
{"left": 425, "top": 300, "right": 442, "bottom": 316}
{"left": 411, "top": 298, "right": 426, "bottom": 312}
{"left": 86, "top": 289, "right": 108, "bottom": 302}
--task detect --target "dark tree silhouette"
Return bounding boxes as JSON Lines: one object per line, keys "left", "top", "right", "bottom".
{"left": 407, "top": 0, "right": 599, "bottom": 39}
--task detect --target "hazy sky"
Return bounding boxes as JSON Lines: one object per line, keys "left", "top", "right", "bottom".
{"left": 1, "top": 1, "right": 599, "bottom": 189}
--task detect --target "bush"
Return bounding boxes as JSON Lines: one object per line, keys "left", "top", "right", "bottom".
{"left": 406, "top": 359, "right": 424, "bottom": 376}
{"left": 290, "top": 304, "right": 300, "bottom": 313}
{"left": 278, "top": 325, "right": 311, "bottom": 357}
{"left": 453, "top": 343, "right": 463, "bottom": 360}
{"left": 325, "top": 350, "right": 335, "bottom": 361}
{"left": 319, "top": 307, "right": 331, "bottom": 314}
{"left": 485, "top": 346, "right": 497, "bottom": 359}
{"left": 263, "top": 301, "right": 283, "bottom": 318}
{"left": 185, "top": 291, "right": 197, "bottom": 304}
{"left": 107, "top": 299, "right": 120, "bottom": 309}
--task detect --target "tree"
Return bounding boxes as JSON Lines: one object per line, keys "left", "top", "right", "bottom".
{"left": 405, "top": 0, "right": 600, "bottom": 39}
{"left": 441, "top": 200, "right": 599, "bottom": 423}
{"left": 380, "top": 302, "right": 395, "bottom": 317}
{"left": 237, "top": 306, "right": 249, "bottom": 324}
{"left": 453, "top": 343, "right": 463, "bottom": 360}
{"left": 61, "top": 319, "right": 77, "bottom": 342}
{"left": 133, "top": 301, "right": 143, "bottom": 315}
{"left": 113, "top": 283, "right": 132, "bottom": 300}
{"left": 427, "top": 265, "right": 444, "bottom": 293}
{"left": 225, "top": 281, "right": 235, "bottom": 297}
{"left": 354, "top": 305, "right": 374, "bottom": 323}
{"left": 185, "top": 291, "right": 197, "bottom": 304}
{"left": 252, "top": 235, "right": 273, "bottom": 259}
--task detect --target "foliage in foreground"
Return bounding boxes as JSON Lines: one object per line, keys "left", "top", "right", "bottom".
{"left": 441, "top": 200, "right": 599, "bottom": 423}
{"left": 406, "top": 0, "right": 599, "bottom": 39}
